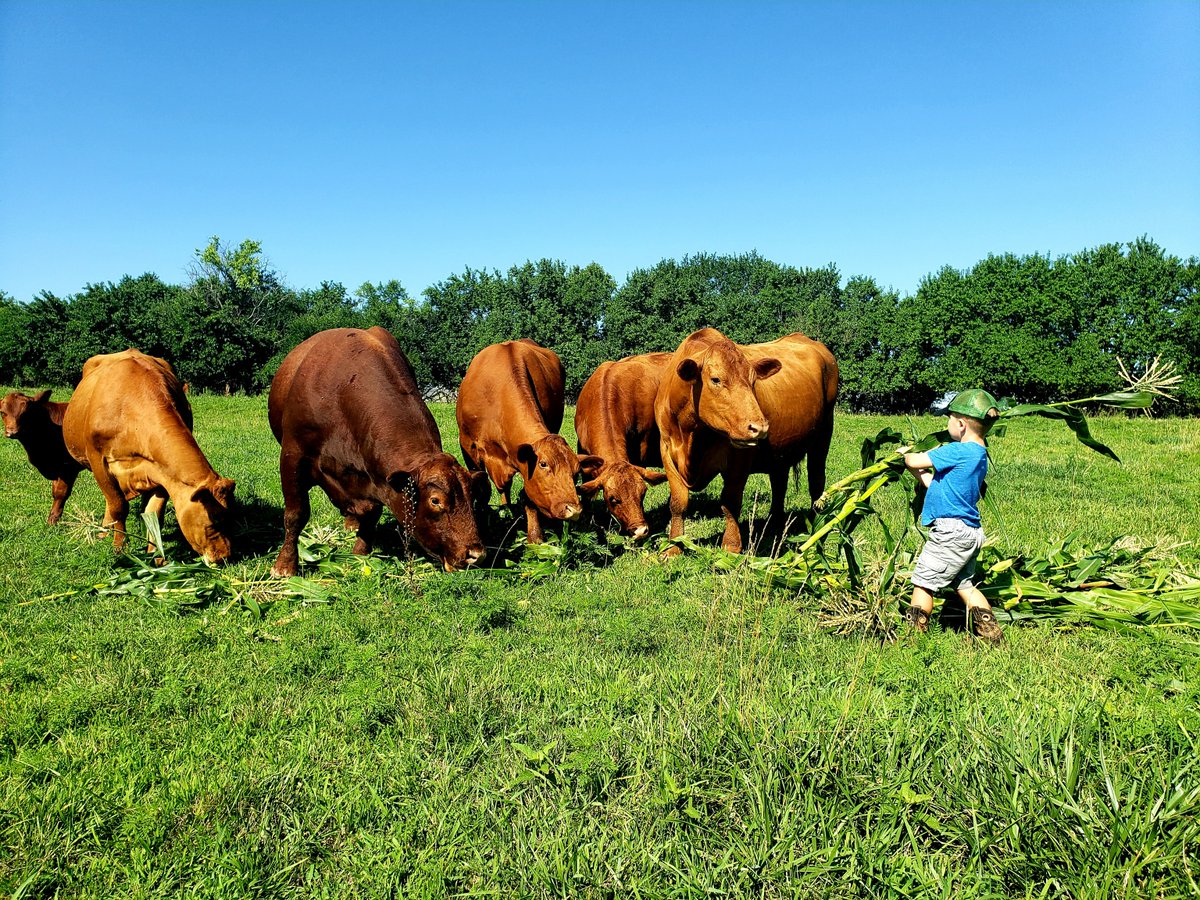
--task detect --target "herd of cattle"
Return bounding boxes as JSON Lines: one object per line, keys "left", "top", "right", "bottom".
{"left": 1, "top": 326, "right": 838, "bottom": 573}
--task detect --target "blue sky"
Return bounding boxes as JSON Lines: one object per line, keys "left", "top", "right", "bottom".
{"left": 2, "top": 1, "right": 1197, "bottom": 303}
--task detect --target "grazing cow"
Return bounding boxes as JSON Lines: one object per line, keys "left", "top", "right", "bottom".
{"left": 654, "top": 327, "right": 782, "bottom": 554}
{"left": 744, "top": 332, "right": 839, "bottom": 522}
{"left": 62, "top": 350, "right": 236, "bottom": 563}
{"left": 1, "top": 390, "right": 85, "bottom": 524}
{"left": 456, "top": 339, "right": 601, "bottom": 544}
{"left": 269, "top": 327, "right": 487, "bottom": 576}
{"left": 575, "top": 353, "right": 671, "bottom": 540}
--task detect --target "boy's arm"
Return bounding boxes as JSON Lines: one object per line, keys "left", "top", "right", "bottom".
{"left": 903, "top": 451, "right": 935, "bottom": 489}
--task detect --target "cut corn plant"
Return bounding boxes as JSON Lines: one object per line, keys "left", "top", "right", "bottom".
{"left": 41, "top": 515, "right": 393, "bottom": 618}
{"left": 720, "top": 359, "right": 1200, "bottom": 640}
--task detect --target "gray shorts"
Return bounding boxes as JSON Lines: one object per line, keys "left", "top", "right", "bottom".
{"left": 912, "top": 518, "right": 985, "bottom": 592}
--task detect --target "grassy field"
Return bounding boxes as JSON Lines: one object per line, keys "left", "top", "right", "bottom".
{"left": 2, "top": 391, "right": 1199, "bottom": 898}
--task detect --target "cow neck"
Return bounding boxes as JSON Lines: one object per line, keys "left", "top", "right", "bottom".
{"left": 135, "top": 407, "right": 220, "bottom": 491}
{"left": 590, "top": 394, "right": 630, "bottom": 465}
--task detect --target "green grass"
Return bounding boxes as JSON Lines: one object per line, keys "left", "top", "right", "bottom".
{"left": 2, "top": 391, "right": 1199, "bottom": 898}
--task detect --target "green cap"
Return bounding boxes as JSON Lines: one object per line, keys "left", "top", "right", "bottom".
{"left": 947, "top": 388, "right": 1000, "bottom": 420}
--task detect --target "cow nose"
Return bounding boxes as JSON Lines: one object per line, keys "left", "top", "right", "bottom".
{"left": 747, "top": 421, "right": 768, "bottom": 438}
{"left": 632, "top": 525, "right": 650, "bottom": 541}
{"left": 564, "top": 504, "right": 582, "bottom": 522}
{"left": 466, "top": 547, "right": 485, "bottom": 567}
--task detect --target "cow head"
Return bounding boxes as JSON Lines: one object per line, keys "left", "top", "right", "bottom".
{"left": 1, "top": 390, "right": 52, "bottom": 439}
{"left": 677, "top": 341, "right": 780, "bottom": 447}
{"left": 580, "top": 459, "right": 666, "bottom": 541}
{"left": 388, "top": 453, "right": 487, "bottom": 572}
{"left": 177, "top": 476, "right": 236, "bottom": 565}
{"left": 515, "top": 435, "right": 597, "bottom": 522}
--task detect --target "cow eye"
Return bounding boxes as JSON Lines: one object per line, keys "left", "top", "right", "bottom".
{"left": 710, "top": 376, "right": 721, "bottom": 386}
{"left": 609, "top": 496, "right": 621, "bottom": 507}
{"left": 539, "top": 461, "right": 548, "bottom": 470}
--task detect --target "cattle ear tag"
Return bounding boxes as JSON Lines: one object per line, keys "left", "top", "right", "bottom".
{"left": 677, "top": 359, "right": 700, "bottom": 382}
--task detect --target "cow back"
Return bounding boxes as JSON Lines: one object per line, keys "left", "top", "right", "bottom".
{"left": 270, "top": 326, "right": 441, "bottom": 465}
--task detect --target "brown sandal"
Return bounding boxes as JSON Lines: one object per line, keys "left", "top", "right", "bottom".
{"left": 904, "top": 606, "right": 930, "bottom": 633}
{"left": 969, "top": 607, "right": 1003, "bottom": 646}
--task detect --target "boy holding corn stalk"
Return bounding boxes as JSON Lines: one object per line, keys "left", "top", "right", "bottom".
{"left": 902, "top": 389, "right": 1004, "bottom": 645}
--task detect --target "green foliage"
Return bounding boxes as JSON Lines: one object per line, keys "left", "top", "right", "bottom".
{"left": 2, "top": 397, "right": 1200, "bottom": 896}
{"left": 3, "top": 236, "right": 1197, "bottom": 413}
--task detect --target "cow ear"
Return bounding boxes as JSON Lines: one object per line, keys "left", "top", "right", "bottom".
{"left": 754, "top": 358, "right": 782, "bottom": 380}
{"left": 638, "top": 467, "right": 669, "bottom": 485}
{"left": 213, "top": 477, "right": 236, "bottom": 506}
{"left": 578, "top": 454, "right": 604, "bottom": 475}
{"left": 387, "top": 471, "right": 413, "bottom": 494}
{"left": 32, "top": 390, "right": 51, "bottom": 403}
{"left": 677, "top": 358, "right": 700, "bottom": 382}
{"left": 516, "top": 443, "right": 537, "bottom": 473}
{"left": 580, "top": 478, "right": 602, "bottom": 497}
{"left": 469, "top": 470, "right": 491, "bottom": 502}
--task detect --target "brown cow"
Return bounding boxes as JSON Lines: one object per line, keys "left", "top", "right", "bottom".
{"left": 744, "top": 332, "right": 839, "bottom": 522}
{"left": 1, "top": 390, "right": 85, "bottom": 524}
{"left": 62, "top": 350, "right": 236, "bottom": 563}
{"left": 575, "top": 353, "right": 671, "bottom": 540}
{"left": 268, "top": 327, "right": 487, "bottom": 576}
{"left": 654, "top": 327, "right": 781, "bottom": 554}
{"left": 456, "top": 339, "right": 601, "bottom": 544}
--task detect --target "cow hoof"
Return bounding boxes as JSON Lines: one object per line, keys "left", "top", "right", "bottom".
{"left": 270, "top": 563, "right": 296, "bottom": 578}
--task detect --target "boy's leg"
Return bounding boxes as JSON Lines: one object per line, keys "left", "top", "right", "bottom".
{"left": 957, "top": 583, "right": 1003, "bottom": 645}
{"left": 906, "top": 585, "right": 934, "bottom": 632}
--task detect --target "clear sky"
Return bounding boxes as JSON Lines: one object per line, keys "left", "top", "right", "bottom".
{"left": 2, "top": 1, "right": 1197, "bottom": 303}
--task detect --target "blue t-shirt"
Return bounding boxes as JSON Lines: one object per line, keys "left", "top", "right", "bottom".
{"left": 922, "top": 441, "right": 988, "bottom": 528}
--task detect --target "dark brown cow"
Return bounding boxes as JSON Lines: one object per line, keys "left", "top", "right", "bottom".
{"left": 62, "top": 350, "right": 236, "bottom": 563}
{"left": 575, "top": 353, "right": 671, "bottom": 540}
{"left": 268, "top": 327, "right": 487, "bottom": 576}
{"left": 744, "top": 332, "right": 839, "bottom": 521}
{"left": 1, "top": 390, "right": 85, "bottom": 524}
{"left": 654, "top": 327, "right": 781, "bottom": 554}
{"left": 456, "top": 339, "right": 601, "bottom": 544}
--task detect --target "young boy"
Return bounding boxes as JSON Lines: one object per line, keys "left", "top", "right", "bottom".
{"left": 902, "top": 389, "right": 1004, "bottom": 645}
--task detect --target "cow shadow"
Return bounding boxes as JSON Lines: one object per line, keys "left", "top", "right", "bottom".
{"left": 228, "top": 493, "right": 287, "bottom": 559}
{"left": 641, "top": 491, "right": 815, "bottom": 558}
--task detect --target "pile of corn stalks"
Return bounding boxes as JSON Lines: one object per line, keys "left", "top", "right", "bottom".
{"left": 711, "top": 358, "right": 1200, "bottom": 640}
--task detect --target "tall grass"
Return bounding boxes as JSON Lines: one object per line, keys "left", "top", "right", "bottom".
{"left": 2, "top": 391, "right": 1199, "bottom": 897}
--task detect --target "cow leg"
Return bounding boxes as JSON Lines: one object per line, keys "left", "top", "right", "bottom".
{"left": 522, "top": 493, "right": 545, "bottom": 544}
{"left": 144, "top": 489, "right": 169, "bottom": 558}
{"left": 719, "top": 471, "right": 750, "bottom": 555}
{"left": 806, "top": 419, "right": 833, "bottom": 510}
{"left": 768, "top": 466, "right": 790, "bottom": 523}
{"left": 271, "top": 450, "right": 312, "bottom": 578}
{"left": 486, "top": 460, "right": 514, "bottom": 508}
{"left": 47, "top": 471, "right": 78, "bottom": 525}
{"left": 663, "top": 462, "right": 690, "bottom": 557}
{"left": 94, "top": 468, "right": 130, "bottom": 553}
{"left": 350, "top": 502, "right": 383, "bottom": 556}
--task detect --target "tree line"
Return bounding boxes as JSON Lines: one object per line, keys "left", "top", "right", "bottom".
{"left": 1, "top": 236, "right": 1196, "bottom": 413}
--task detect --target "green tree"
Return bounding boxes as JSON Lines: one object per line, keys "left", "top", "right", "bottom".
{"left": 0, "top": 291, "right": 24, "bottom": 384}
{"left": 172, "top": 237, "right": 298, "bottom": 393}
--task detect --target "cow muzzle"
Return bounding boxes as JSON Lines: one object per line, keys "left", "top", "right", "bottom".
{"left": 731, "top": 421, "right": 769, "bottom": 448}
